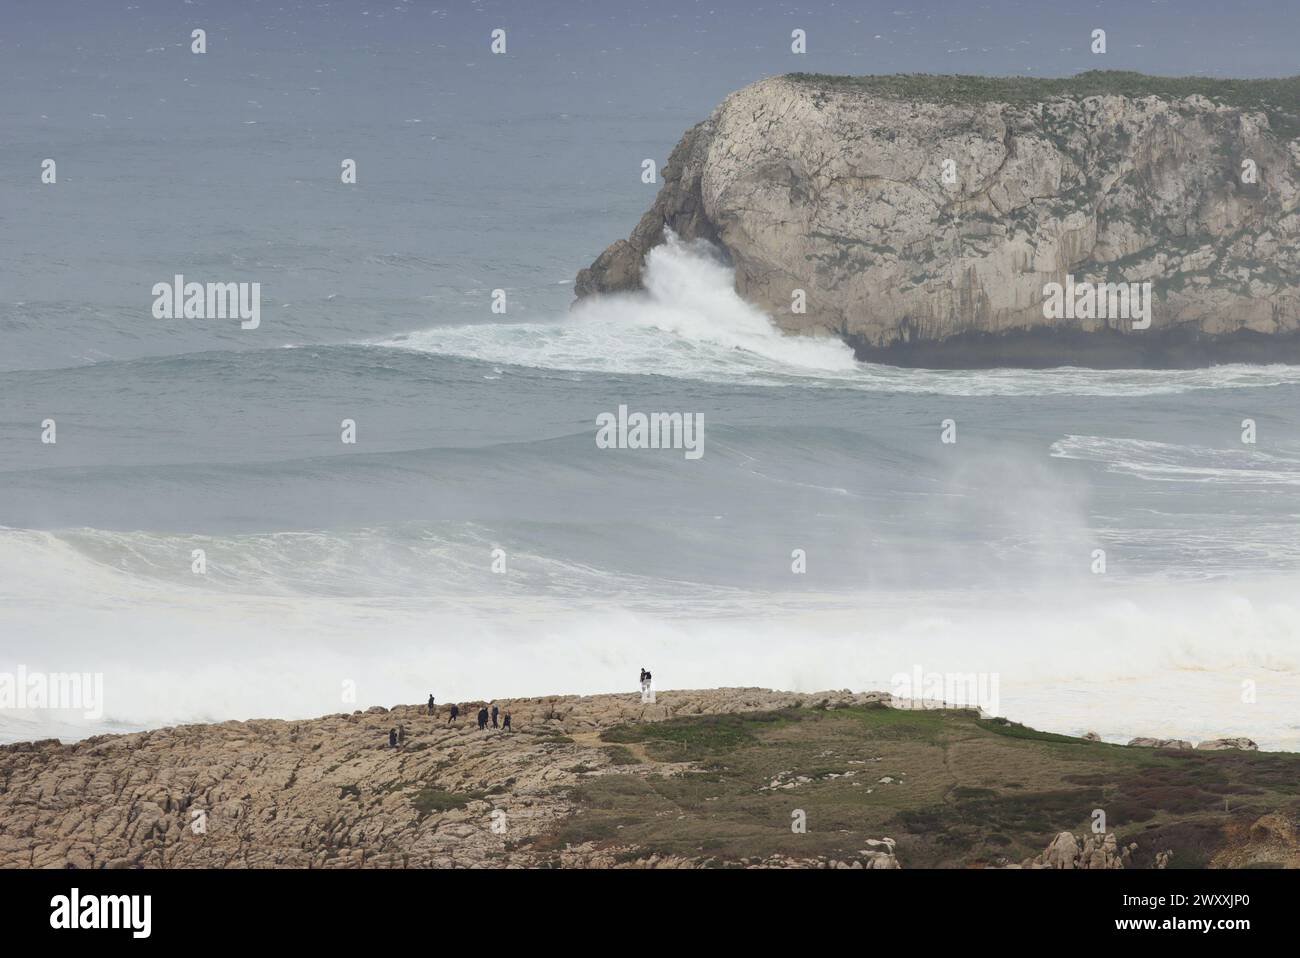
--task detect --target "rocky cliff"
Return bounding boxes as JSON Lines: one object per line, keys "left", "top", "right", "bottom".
{"left": 576, "top": 72, "right": 1300, "bottom": 367}
{"left": 2, "top": 687, "right": 1294, "bottom": 870}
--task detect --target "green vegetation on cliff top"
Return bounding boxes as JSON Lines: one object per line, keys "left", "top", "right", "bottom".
{"left": 786, "top": 70, "right": 1300, "bottom": 136}
{"left": 546, "top": 705, "right": 1300, "bottom": 868}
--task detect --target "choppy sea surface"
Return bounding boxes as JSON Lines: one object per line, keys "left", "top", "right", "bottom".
{"left": 3, "top": 2, "right": 1299, "bottom": 747}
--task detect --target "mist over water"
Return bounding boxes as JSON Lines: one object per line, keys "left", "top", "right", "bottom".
{"left": 4, "top": 1, "right": 1300, "bottom": 749}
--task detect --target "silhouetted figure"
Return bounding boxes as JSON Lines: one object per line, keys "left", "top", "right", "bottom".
{"left": 447, "top": 704, "right": 460, "bottom": 726}
{"left": 491, "top": 704, "right": 499, "bottom": 728}
{"left": 477, "top": 706, "right": 489, "bottom": 730}
{"left": 503, "top": 711, "right": 512, "bottom": 732}
{"left": 388, "top": 728, "right": 398, "bottom": 749}
{"left": 427, "top": 694, "right": 435, "bottom": 715}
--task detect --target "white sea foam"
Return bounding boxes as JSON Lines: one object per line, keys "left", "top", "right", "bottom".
{"left": 374, "top": 232, "right": 858, "bottom": 380}
{"left": 1051, "top": 435, "right": 1300, "bottom": 485}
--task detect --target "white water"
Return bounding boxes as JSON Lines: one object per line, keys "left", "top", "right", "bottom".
{"left": 1052, "top": 435, "right": 1300, "bottom": 485}
{"left": 374, "top": 232, "right": 859, "bottom": 380}
{"left": 3, "top": 526, "right": 1299, "bottom": 749}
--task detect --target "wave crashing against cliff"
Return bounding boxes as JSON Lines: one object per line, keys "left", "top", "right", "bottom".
{"left": 382, "top": 235, "right": 1300, "bottom": 393}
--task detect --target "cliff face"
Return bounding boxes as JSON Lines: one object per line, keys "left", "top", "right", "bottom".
{"left": 576, "top": 72, "right": 1300, "bottom": 367}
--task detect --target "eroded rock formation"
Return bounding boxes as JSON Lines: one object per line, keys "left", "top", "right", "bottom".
{"left": 577, "top": 72, "right": 1300, "bottom": 367}
{"left": 0, "top": 688, "right": 892, "bottom": 869}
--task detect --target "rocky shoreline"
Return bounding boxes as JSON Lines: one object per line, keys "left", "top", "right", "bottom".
{"left": 2, "top": 687, "right": 1291, "bottom": 869}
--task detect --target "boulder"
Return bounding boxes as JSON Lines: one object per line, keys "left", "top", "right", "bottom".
{"left": 1195, "top": 737, "right": 1258, "bottom": 751}
{"left": 1127, "top": 737, "right": 1193, "bottom": 749}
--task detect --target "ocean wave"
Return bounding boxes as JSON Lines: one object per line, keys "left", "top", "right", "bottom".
{"left": 1050, "top": 435, "right": 1300, "bottom": 485}
{"left": 0, "top": 524, "right": 728, "bottom": 602}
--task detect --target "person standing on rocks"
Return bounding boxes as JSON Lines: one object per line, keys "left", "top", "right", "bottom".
{"left": 447, "top": 704, "right": 459, "bottom": 726}
{"left": 427, "top": 694, "right": 435, "bottom": 715}
{"left": 491, "top": 704, "right": 499, "bottom": 728}
{"left": 503, "top": 711, "right": 512, "bottom": 732}
{"left": 477, "top": 706, "right": 489, "bottom": 731}
{"left": 388, "top": 728, "right": 398, "bottom": 749}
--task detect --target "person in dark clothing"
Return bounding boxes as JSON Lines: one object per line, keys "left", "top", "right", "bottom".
{"left": 639, "top": 668, "right": 647, "bottom": 684}
{"left": 502, "top": 711, "right": 512, "bottom": 732}
{"left": 388, "top": 728, "right": 398, "bottom": 748}
{"left": 447, "top": 704, "right": 460, "bottom": 726}
{"left": 477, "top": 707, "right": 488, "bottom": 730}
{"left": 491, "top": 704, "right": 499, "bottom": 728}
{"left": 427, "top": 694, "right": 435, "bottom": 715}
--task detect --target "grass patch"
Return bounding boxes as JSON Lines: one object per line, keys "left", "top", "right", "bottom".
{"left": 977, "top": 717, "right": 1094, "bottom": 745}
{"left": 602, "top": 745, "right": 642, "bottom": 766}
{"left": 599, "top": 712, "right": 788, "bottom": 761}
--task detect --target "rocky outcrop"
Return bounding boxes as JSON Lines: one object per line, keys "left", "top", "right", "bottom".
{"left": 1021, "top": 830, "right": 1137, "bottom": 869}
{"left": 1211, "top": 811, "right": 1300, "bottom": 868}
{"left": 1128, "top": 737, "right": 1194, "bottom": 749}
{"left": 575, "top": 120, "right": 718, "bottom": 297}
{"left": 576, "top": 72, "right": 1300, "bottom": 367}
{"left": 1127, "top": 736, "right": 1258, "bottom": 750}
{"left": 1196, "top": 737, "right": 1259, "bottom": 751}
{"left": 0, "top": 687, "right": 891, "bottom": 870}
{"left": 0, "top": 685, "right": 1275, "bottom": 870}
